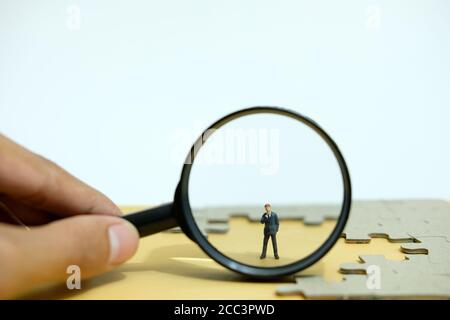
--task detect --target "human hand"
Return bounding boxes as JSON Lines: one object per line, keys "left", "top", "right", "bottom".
{"left": 0, "top": 134, "right": 139, "bottom": 299}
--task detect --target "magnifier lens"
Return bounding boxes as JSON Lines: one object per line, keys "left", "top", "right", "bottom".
{"left": 188, "top": 113, "right": 343, "bottom": 268}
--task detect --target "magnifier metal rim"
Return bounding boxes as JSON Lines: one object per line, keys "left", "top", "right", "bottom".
{"left": 177, "top": 106, "right": 352, "bottom": 278}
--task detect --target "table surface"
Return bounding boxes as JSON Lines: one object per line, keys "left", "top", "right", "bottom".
{"left": 26, "top": 206, "right": 406, "bottom": 300}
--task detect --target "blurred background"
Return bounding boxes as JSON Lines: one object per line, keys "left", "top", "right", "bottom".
{"left": 0, "top": 0, "right": 449, "bottom": 205}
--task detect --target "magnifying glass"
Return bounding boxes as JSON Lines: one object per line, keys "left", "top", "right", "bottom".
{"left": 123, "top": 106, "right": 351, "bottom": 278}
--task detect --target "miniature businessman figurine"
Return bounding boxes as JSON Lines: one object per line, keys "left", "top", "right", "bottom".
{"left": 260, "top": 203, "right": 280, "bottom": 259}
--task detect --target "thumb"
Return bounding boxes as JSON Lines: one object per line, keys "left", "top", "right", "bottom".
{"left": 0, "top": 215, "right": 139, "bottom": 298}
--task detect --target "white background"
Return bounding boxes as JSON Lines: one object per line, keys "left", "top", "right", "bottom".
{"left": 1, "top": 0, "right": 449, "bottom": 205}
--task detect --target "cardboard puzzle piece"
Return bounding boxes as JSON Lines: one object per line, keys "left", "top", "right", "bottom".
{"left": 186, "top": 200, "right": 450, "bottom": 239}
{"left": 340, "top": 254, "right": 450, "bottom": 277}
{"left": 277, "top": 200, "right": 450, "bottom": 299}
{"left": 166, "top": 204, "right": 341, "bottom": 235}
{"left": 401, "top": 236, "right": 450, "bottom": 266}
{"left": 164, "top": 219, "right": 228, "bottom": 235}
{"left": 192, "top": 204, "right": 341, "bottom": 225}
{"left": 277, "top": 255, "right": 450, "bottom": 299}
{"left": 277, "top": 274, "right": 450, "bottom": 299}
{"left": 343, "top": 200, "right": 450, "bottom": 243}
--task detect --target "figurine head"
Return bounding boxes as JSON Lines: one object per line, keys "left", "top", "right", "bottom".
{"left": 264, "top": 203, "right": 272, "bottom": 213}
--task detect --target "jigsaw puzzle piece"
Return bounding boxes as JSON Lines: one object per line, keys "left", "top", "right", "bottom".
{"left": 277, "top": 273, "right": 450, "bottom": 299}
{"left": 340, "top": 255, "right": 425, "bottom": 275}
{"left": 402, "top": 236, "right": 450, "bottom": 265}
{"left": 390, "top": 200, "right": 450, "bottom": 239}
{"left": 277, "top": 275, "right": 373, "bottom": 299}
{"left": 284, "top": 204, "right": 340, "bottom": 225}
{"left": 343, "top": 200, "right": 450, "bottom": 243}
{"left": 193, "top": 204, "right": 341, "bottom": 228}
{"left": 166, "top": 220, "right": 229, "bottom": 235}
{"left": 278, "top": 254, "right": 450, "bottom": 299}
{"left": 343, "top": 201, "right": 412, "bottom": 243}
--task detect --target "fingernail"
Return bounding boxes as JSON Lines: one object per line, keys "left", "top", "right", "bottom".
{"left": 108, "top": 222, "right": 139, "bottom": 265}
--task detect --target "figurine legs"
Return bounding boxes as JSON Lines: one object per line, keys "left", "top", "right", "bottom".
{"left": 260, "top": 234, "right": 269, "bottom": 259}
{"left": 271, "top": 234, "right": 279, "bottom": 259}
{"left": 261, "top": 234, "right": 279, "bottom": 259}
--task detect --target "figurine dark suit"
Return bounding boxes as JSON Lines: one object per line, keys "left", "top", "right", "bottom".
{"left": 260, "top": 212, "right": 279, "bottom": 259}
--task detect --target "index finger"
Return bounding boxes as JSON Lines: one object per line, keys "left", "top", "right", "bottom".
{"left": 0, "top": 134, "right": 121, "bottom": 217}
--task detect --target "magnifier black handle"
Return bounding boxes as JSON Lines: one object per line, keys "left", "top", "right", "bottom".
{"left": 122, "top": 203, "right": 178, "bottom": 237}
